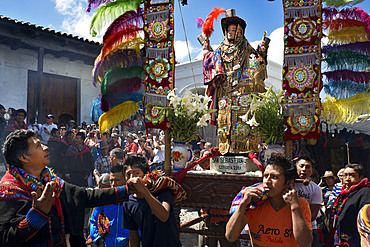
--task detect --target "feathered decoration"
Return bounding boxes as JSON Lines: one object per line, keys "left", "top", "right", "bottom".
{"left": 103, "top": 90, "right": 144, "bottom": 110}
{"left": 104, "top": 77, "right": 142, "bottom": 95}
{"left": 95, "top": 37, "right": 144, "bottom": 66}
{"left": 202, "top": 7, "right": 225, "bottom": 38}
{"left": 322, "top": 41, "right": 370, "bottom": 55}
{"left": 99, "top": 101, "right": 141, "bottom": 133}
{"left": 322, "top": 89, "right": 370, "bottom": 124}
{"left": 101, "top": 66, "right": 144, "bottom": 94}
{"left": 103, "top": 8, "right": 143, "bottom": 42}
{"left": 324, "top": 80, "right": 370, "bottom": 99}
{"left": 86, "top": 0, "right": 114, "bottom": 12}
{"left": 89, "top": 0, "right": 142, "bottom": 37}
{"left": 323, "top": 70, "right": 370, "bottom": 83}
{"left": 100, "top": 95, "right": 109, "bottom": 112}
{"left": 196, "top": 17, "right": 204, "bottom": 29}
{"left": 328, "top": 26, "right": 369, "bottom": 45}
{"left": 91, "top": 95, "right": 104, "bottom": 123}
{"left": 323, "top": 7, "right": 368, "bottom": 22}
{"left": 324, "top": 50, "right": 370, "bottom": 71}
{"left": 101, "top": 27, "right": 142, "bottom": 57}
{"left": 323, "top": 0, "right": 364, "bottom": 7}
{"left": 93, "top": 49, "right": 145, "bottom": 86}
{"left": 323, "top": 18, "right": 365, "bottom": 31}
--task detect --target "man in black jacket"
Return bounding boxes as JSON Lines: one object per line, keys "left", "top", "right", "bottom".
{"left": 0, "top": 129, "right": 130, "bottom": 247}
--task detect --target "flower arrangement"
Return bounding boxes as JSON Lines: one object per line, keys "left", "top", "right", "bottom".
{"left": 159, "top": 89, "right": 216, "bottom": 142}
{"left": 241, "top": 86, "right": 285, "bottom": 144}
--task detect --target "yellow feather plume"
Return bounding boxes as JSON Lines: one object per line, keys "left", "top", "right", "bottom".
{"left": 328, "top": 26, "right": 369, "bottom": 45}
{"left": 322, "top": 89, "right": 370, "bottom": 124}
{"left": 99, "top": 101, "right": 141, "bottom": 133}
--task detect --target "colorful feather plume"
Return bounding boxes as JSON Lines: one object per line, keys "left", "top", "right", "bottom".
{"left": 196, "top": 17, "right": 204, "bottom": 29}
{"left": 322, "top": 41, "right": 370, "bottom": 55}
{"left": 324, "top": 80, "right": 370, "bottom": 99}
{"left": 324, "top": 50, "right": 370, "bottom": 71}
{"left": 93, "top": 49, "right": 145, "bottom": 86}
{"left": 328, "top": 26, "right": 369, "bottom": 45}
{"left": 323, "top": 18, "right": 365, "bottom": 31}
{"left": 323, "top": 7, "right": 367, "bottom": 21}
{"left": 323, "top": 70, "right": 370, "bottom": 83}
{"left": 91, "top": 95, "right": 104, "bottom": 123}
{"left": 86, "top": 0, "right": 115, "bottom": 12}
{"left": 202, "top": 7, "right": 225, "bottom": 37}
{"left": 102, "top": 27, "right": 142, "bottom": 56}
{"left": 101, "top": 66, "right": 144, "bottom": 94}
{"left": 95, "top": 37, "right": 144, "bottom": 66}
{"left": 324, "top": 0, "right": 364, "bottom": 7}
{"left": 103, "top": 8, "right": 143, "bottom": 42}
{"left": 102, "top": 91, "right": 143, "bottom": 111}
{"left": 322, "top": 89, "right": 370, "bottom": 124}
{"left": 104, "top": 77, "right": 142, "bottom": 95}
{"left": 99, "top": 101, "right": 141, "bottom": 133}
{"left": 89, "top": 0, "right": 142, "bottom": 37}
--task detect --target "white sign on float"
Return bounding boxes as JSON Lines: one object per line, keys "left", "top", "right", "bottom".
{"left": 210, "top": 156, "right": 259, "bottom": 174}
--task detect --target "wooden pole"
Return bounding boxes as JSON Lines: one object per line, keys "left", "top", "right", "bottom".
{"left": 285, "top": 140, "right": 292, "bottom": 160}
{"left": 345, "top": 142, "right": 350, "bottom": 164}
{"left": 164, "top": 129, "right": 172, "bottom": 176}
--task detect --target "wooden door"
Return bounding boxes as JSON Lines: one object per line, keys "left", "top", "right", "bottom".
{"left": 28, "top": 71, "right": 78, "bottom": 125}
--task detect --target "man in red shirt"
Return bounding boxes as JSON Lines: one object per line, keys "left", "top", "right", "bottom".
{"left": 125, "top": 132, "right": 138, "bottom": 157}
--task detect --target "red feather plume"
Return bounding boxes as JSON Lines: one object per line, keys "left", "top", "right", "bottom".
{"left": 101, "top": 27, "right": 142, "bottom": 60}
{"left": 202, "top": 7, "right": 225, "bottom": 38}
{"left": 103, "top": 8, "right": 143, "bottom": 42}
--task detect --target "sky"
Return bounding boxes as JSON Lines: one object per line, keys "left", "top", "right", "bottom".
{"left": 1, "top": 0, "right": 369, "bottom": 64}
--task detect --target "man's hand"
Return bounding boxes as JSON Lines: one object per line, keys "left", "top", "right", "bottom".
{"left": 240, "top": 187, "right": 264, "bottom": 208}
{"left": 127, "top": 177, "right": 148, "bottom": 195}
{"left": 282, "top": 183, "right": 300, "bottom": 208}
{"left": 31, "top": 182, "right": 55, "bottom": 214}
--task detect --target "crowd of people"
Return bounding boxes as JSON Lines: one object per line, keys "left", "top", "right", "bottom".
{"left": 0, "top": 106, "right": 369, "bottom": 247}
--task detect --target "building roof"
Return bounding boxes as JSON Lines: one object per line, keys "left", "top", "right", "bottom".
{"left": 0, "top": 15, "right": 101, "bottom": 65}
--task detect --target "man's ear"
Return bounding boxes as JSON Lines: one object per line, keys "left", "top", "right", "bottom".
{"left": 19, "top": 154, "right": 29, "bottom": 163}
{"left": 285, "top": 179, "right": 294, "bottom": 188}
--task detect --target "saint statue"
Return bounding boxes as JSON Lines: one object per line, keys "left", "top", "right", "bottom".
{"left": 202, "top": 9, "right": 270, "bottom": 155}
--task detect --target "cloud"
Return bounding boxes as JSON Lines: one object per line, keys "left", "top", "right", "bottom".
{"left": 53, "top": 0, "right": 100, "bottom": 42}
{"left": 267, "top": 27, "right": 284, "bottom": 65}
{"left": 174, "top": 40, "right": 202, "bottom": 62}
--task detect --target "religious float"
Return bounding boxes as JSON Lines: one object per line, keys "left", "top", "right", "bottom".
{"left": 87, "top": 0, "right": 369, "bottom": 240}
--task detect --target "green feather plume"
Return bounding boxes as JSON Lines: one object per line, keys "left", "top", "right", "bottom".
{"left": 101, "top": 66, "right": 144, "bottom": 94}
{"left": 90, "top": 0, "right": 142, "bottom": 37}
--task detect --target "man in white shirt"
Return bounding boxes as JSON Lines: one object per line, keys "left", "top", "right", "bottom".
{"left": 40, "top": 114, "right": 58, "bottom": 145}
{"left": 294, "top": 155, "right": 323, "bottom": 247}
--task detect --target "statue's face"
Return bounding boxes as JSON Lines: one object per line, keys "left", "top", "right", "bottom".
{"left": 227, "top": 24, "right": 237, "bottom": 41}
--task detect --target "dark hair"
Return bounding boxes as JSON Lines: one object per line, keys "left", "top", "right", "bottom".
{"left": 66, "top": 131, "right": 74, "bottom": 137}
{"left": 29, "top": 117, "right": 36, "bottom": 124}
{"left": 2, "top": 129, "right": 35, "bottom": 168}
{"left": 110, "top": 164, "right": 124, "bottom": 174}
{"left": 110, "top": 148, "right": 125, "bottom": 160}
{"left": 193, "top": 149, "right": 201, "bottom": 155}
{"left": 16, "top": 109, "right": 27, "bottom": 116}
{"left": 124, "top": 154, "right": 149, "bottom": 175}
{"left": 345, "top": 163, "right": 364, "bottom": 178}
{"left": 51, "top": 128, "right": 59, "bottom": 136}
{"left": 0, "top": 104, "right": 5, "bottom": 111}
{"left": 295, "top": 154, "right": 315, "bottom": 167}
{"left": 9, "top": 107, "right": 16, "bottom": 115}
{"left": 265, "top": 156, "right": 297, "bottom": 183}
{"left": 76, "top": 132, "right": 85, "bottom": 140}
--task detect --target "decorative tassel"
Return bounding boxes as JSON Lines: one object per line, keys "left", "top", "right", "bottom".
{"left": 322, "top": 89, "right": 370, "bottom": 124}
{"left": 322, "top": 41, "right": 370, "bottom": 55}
{"left": 146, "top": 48, "right": 170, "bottom": 59}
{"left": 328, "top": 26, "right": 369, "bottom": 45}
{"left": 323, "top": 0, "right": 365, "bottom": 8}
{"left": 103, "top": 8, "right": 143, "bottom": 42}
{"left": 196, "top": 17, "right": 204, "bottom": 28}
{"left": 95, "top": 37, "right": 144, "bottom": 65}
{"left": 89, "top": 0, "right": 142, "bottom": 37}
{"left": 323, "top": 70, "right": 370, "bottom": 83}
{"left": 99, "top": 101, "right": 141, "bottom": 133}
{"left": 93, "top": 49, "right": 145, "bottom": 86}
{"left": 146, "top": 10, "right": 170, "bottom": 23}
{"left": 144, "top": 93, "right": 169, "bottom": 106}
{"left": 324, "top": 80, "right": 370, "bottom": 99}
{"left": 101, "top": 66, "right": 144, "bottom": 94}
{"left": 284, "top": 53, "right": 319, "bottom": 66}
{"left": 285, "top": 6, "right": 319, "bottom": 18}
{"left": 324, "top": 50, "right": 370, "bottom": 71}
{"left": 202, "top": 7, "right": 225, "bottom": 38}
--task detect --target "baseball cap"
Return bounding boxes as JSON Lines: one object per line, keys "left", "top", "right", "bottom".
{"left": 46, "top": 114, "right": 54, "bottom": 119}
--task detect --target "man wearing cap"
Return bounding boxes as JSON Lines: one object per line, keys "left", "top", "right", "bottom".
{"left": 125, "top": 133, "right": 138, "bottom": 156}
{"left": 94, "top": 141, "right": 111, "bottom": 176}
{"left": 67, "top": 119, "right": 76, "bottom": 132}
{"left": 202, "top": 9, "right": 270, "bottom": 155}
{"left": 41, "top": 114, "right": 58, "bottom": 145}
